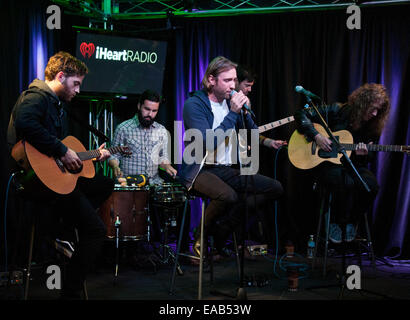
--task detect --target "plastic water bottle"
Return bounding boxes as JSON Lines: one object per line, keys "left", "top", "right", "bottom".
{"left": 307, "top": 235, "right": 315, "bottom": 259}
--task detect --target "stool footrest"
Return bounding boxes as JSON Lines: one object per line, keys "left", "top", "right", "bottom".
{"left": 177, "top": 253, "right": 200, "bottom": 260}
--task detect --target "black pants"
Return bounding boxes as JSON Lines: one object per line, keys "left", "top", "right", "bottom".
{"left": 315, "top": 163, "right": 379, "bottom": 225}
{"left": 192, "top": 166, "right": 283, "bottom": 239}
{"left": 21, "top": 173, "right": 114, "bottom": 295}
{"left": 57, "top": 174, "right": 114, "bottom": 294}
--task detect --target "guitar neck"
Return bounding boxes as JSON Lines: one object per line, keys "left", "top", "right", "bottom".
{"left": 342, "top": 143, "right": 406, "bottom": 152}
{"left": 258, "top": 116, "right": 295, "bottom": 133}
{"left": 76, "top": 146, "right": 120, "bottom": 161}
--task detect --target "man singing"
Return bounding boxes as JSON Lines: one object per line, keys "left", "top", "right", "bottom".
{"left": 179, "top": 56, "right": 284, "bottom": 257}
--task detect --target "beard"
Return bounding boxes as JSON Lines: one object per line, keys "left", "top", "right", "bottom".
{"left": 137, "top": 109, "right": 154, "bottom": 128}
{"left": 60, "top": 80, "right": 74, "bottom": 102}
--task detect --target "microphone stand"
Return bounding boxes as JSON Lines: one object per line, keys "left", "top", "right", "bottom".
{"left": 65, "top": 107, "right": 110, "bottom": 142}
{"left": 305, "top": 96, "right": 370, "bottom": 192}
{"left": 209, "top": 109, "right": 254, "bottom": 301}
{"left": 304, "top": 96, "right": 391, "bottom": 299}
{"left": 236, "top": 109, "right": 253, "bottom": 300}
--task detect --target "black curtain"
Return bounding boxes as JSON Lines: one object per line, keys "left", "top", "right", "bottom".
{"left": 1, "top": 3, "right": 410, "bottom": 271}
{"left": 171, "top": 6, "right": 410, "bottom": 256}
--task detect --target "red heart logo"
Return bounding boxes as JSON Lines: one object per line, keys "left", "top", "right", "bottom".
{"left": 80, "top": 42, "right": 95, "bottom": 58}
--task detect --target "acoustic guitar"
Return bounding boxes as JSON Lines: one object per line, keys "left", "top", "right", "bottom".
{"left": 288, "top": 123, "right": 410, "bottom": 170}
{"left": 11, "top": 136, "right": 131, "bottom": 194}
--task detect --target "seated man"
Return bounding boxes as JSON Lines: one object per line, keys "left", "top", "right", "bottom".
{"left": 294, "top": 83, "right": 391, "bottom": 243}
{"left": 108, "top": 90, "right": 190, "bottom": 256}
{"left": 8, "top": 51, "right": 114, "bottom": 299}
{"left": 108, "top": 89, "right": 177, "bottom": 184}
{"left": 179, "top": 56, "right": 285, "bottom": 257}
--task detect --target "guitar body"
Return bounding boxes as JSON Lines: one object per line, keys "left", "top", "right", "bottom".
{"left": 13, "top": 136, "right": 95, "bottom": 195}
{"left": 288, "top": 123, "right": 353, "bottom": 170}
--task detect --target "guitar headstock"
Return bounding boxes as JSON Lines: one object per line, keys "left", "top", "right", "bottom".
{"left": 404, "top": 146, "right": 410, "bottom": 155}
{"left": 118, "top": 146, "right": 132, "bottom": 157}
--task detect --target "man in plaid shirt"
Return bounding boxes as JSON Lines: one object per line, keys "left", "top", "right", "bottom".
{"left": 108, "top": 89, "right": 177, "bottom": 184}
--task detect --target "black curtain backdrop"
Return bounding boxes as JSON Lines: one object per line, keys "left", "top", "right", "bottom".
{"left": 1, "top": 2, "right": 410, "bottom": 271}
{"left": 171, "top": 6, "right": 410, "bottom": 256}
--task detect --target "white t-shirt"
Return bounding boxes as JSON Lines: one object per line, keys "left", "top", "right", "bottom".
{"left": 206, "top": 99, "right": 234, "bottom": 165}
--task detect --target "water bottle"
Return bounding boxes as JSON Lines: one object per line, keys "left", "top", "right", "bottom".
{"left": 307, "top": 235, "right": 315, "bottom": 259}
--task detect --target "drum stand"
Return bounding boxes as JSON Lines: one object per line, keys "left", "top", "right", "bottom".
{"left": 149, "top": 204, "right": 183, "bottom": 275}
{"left": 114, "top": 215, "right": 121, "bottom": 285}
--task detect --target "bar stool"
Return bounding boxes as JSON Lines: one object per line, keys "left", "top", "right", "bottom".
{"left": 169, "top": 192, "right": 208, "bottom": 300}
{"left": 21, "top": 198, "right": 88, "bottom": 300}
{"left": 168, "top": 191, "right": 240, "bottom": 300}
{"left": 312, "top": 183, "right": 376, "bottom": 278}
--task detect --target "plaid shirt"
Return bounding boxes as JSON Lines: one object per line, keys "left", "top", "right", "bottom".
{"left": 109, "top": 115, "right": 170, "bottom": 185}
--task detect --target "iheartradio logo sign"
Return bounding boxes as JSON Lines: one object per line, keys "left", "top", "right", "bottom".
{"left": 79, "top": 42, "right": 158, "bottom": 64}
{"left": 80, "top": 42, "right": 95, "bottom": 58}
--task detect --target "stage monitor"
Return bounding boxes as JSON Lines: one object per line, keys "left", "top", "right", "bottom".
{"left": 75, "top": 32, "right": 167, "bottom": 95}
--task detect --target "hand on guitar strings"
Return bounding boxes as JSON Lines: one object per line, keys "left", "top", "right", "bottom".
{"left": 96, "top": 143, "right": 111, "bottom": 161}
{"left": 314, "top": 133, "right": 333, "bottom": 152}
{"left": 60, "top": 148, "right": 83, "bottom": 171}
{"left": 355, "top": 141, "right": 371, "bottom": 156}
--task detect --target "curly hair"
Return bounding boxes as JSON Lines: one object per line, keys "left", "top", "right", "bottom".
{"left": 348, "top": 83, "right": 390, "bottom": 137}
{"left": 45, "top": 51, "right": 88, "bottom": 81}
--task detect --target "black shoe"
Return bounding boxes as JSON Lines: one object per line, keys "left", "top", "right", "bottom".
{"left": 212, "top": 222, "right": 232, "bottom": 257}
{"left": 212, "top": 234, "right": 232, "bottom": 258}
{"left": 212, "top": 245, "right": 232, "bottom": 258}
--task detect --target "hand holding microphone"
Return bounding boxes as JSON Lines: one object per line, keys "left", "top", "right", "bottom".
{"left": 230, "top": 90, "right": 256, "bottom": 117}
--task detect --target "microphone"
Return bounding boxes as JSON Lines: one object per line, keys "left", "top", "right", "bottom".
{"left": 295, "top": 85, "right": 321, "bottom": 100}
{"left": 230, "top": 90, "right": 256, "bottom": 118}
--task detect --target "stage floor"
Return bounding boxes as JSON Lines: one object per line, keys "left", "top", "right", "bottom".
{"left": 5, "top": 241, "right": 410, "bottom": 301}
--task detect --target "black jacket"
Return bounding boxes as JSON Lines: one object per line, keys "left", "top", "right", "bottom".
{"left": 8, "top": 79, "right": 68, "bottom": 158}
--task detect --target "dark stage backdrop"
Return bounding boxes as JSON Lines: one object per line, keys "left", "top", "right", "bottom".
{"left": 1, "top": 2, "right": 410, "bottom": 271}
{"left": 171, "top": 6, "right": 410, "bottom": 257}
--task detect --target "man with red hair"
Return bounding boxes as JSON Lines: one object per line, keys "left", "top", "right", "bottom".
{"left": 294, "top": 83, "right": 391, "bottom": 243}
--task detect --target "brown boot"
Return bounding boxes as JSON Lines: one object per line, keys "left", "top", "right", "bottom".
{"left": 193, "top": 227, "right": 208, "bottom": 258}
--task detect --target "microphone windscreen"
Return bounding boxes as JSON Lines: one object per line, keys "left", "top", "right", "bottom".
{"left": 230, "top": 90, "right": 238, "bottom": 97}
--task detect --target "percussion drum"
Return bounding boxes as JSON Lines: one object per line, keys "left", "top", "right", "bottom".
{"left": 152, "top": 183, "right": 187, "bottom": 205}
{"left": 100, "top": 185, "right": 150, "bottom": 240}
